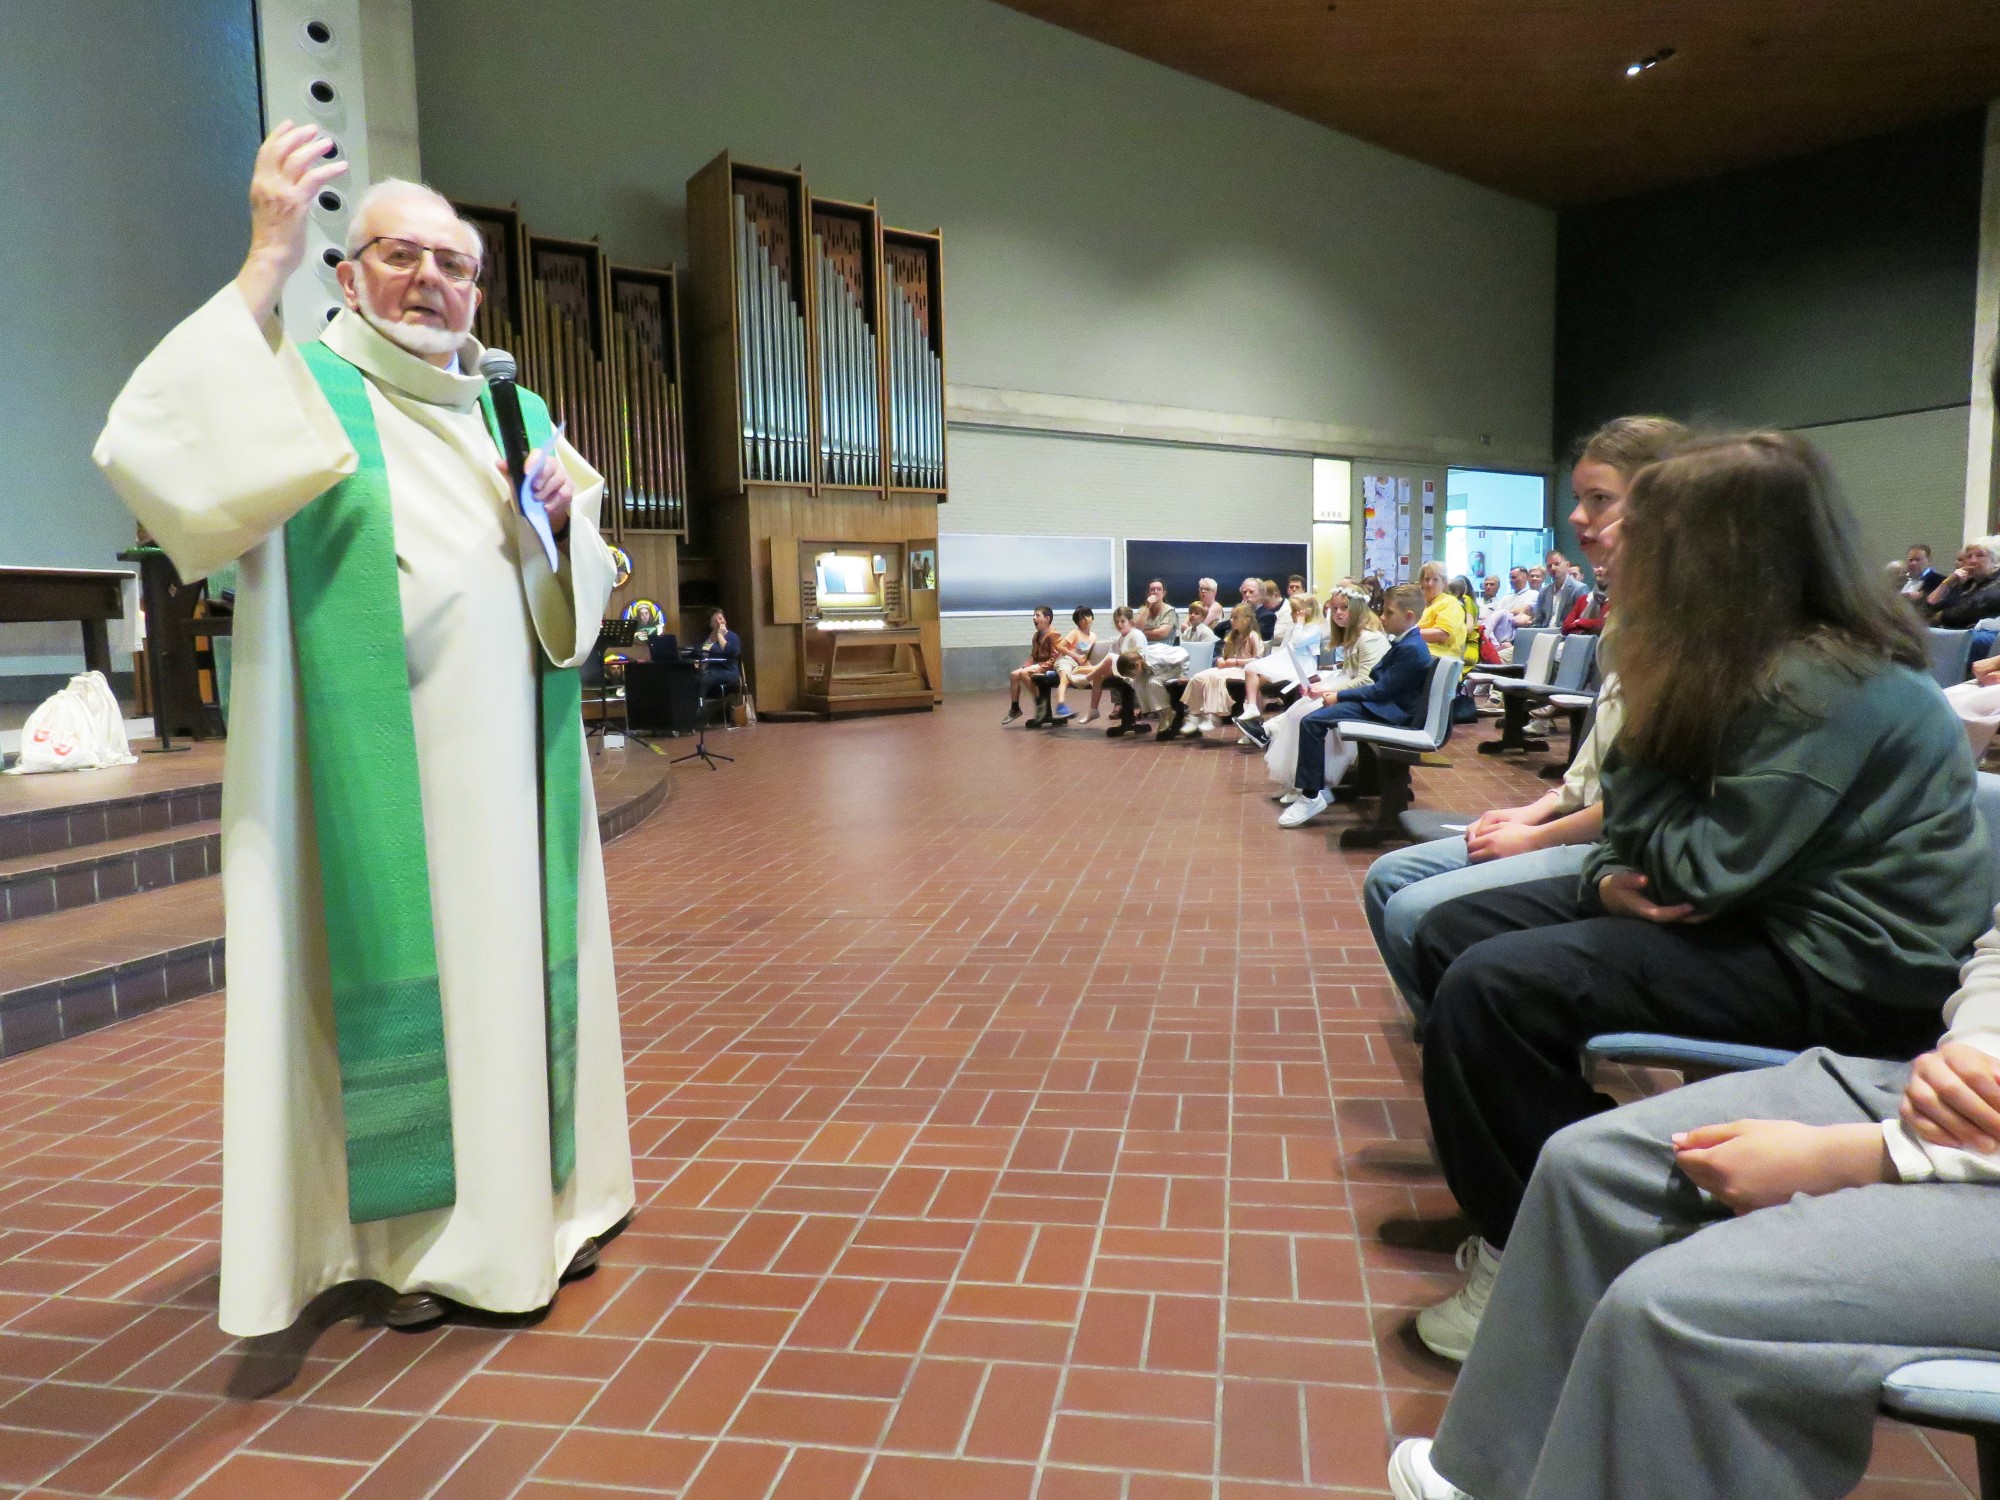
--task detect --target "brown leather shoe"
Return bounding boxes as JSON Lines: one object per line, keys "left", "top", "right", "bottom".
{"left": 562, "top": 1239, "right": 600, "bottom": 1283}
{"left": 383, "top": 1291, "right": 449, "bottom": 1329}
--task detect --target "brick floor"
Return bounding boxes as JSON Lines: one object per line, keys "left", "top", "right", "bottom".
{"left": 0, "top": 699, "right": 1978, "bottom": 1498}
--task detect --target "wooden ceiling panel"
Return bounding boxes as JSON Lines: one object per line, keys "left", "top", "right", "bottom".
{"left": 997, "top": 0, "right": 2000, "bottom": 204}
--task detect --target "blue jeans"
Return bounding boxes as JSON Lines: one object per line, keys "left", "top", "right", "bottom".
{"left": 1362, "top": 836, "right": 1594, "bottom": 1022}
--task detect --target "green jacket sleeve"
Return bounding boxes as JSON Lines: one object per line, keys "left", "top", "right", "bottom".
{"left": 1581, "top": 757, "right": 1849, "bottom": 916}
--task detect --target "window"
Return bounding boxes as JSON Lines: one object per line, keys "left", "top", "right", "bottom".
{"left": 1444, "top": 469, "right": 1548, "bottom": 585}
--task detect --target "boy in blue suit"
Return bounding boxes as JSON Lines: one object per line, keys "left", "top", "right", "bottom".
{"left": 1281, "top": 583, "right": 1432, "bottom": 828}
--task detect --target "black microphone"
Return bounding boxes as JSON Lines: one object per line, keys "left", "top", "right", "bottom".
{"left": 479, "top": 348, "right": 531, "bottom": 502}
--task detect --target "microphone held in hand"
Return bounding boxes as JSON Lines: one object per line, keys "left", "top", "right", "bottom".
{"left": 480, "top": 348, "right": 531, "bottom": 499}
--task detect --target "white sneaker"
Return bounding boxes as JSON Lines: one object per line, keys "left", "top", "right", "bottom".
{"left": 1193, "top": 715, "right": 1215, "bottom": 732}
{"left": 1278, "top": 791, "right": 1331, "bottom": 827}
{"left": 1274, "top": 789, "right": 1303, "bottom": 805}
{"left": 1415, "top": 1237, "right": 1501, "bottom": 1363}
{"left": 1388, "top": 1439, "right": 1472, "bottom": 1500}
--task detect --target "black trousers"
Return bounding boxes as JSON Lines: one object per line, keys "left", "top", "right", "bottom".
{"left": 1410, "top": 876, "right": 1946, "bottom": 1248}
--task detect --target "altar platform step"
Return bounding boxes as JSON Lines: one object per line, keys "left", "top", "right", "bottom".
{"left": 0, "top": 880, "right": 223, "bottom": 1057}
{"left": 0, "top": 739, "right": 671, "bottom": 1060}
{"left": 0, "top": 818, "right": 220, "bottom": 923}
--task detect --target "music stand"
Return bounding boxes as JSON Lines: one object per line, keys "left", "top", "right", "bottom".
{"left": 588, "top": 619, "right": 643, "bottom": 747}
{"left": 669, "top": 653, "right": 735, "bottom": 771}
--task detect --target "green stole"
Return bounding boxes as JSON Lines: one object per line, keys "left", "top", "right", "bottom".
{"left": 291, "top": 341, "right": 583, "bottom": 1224}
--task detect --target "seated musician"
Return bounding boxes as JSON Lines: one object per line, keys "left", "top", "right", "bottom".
{"left": 695, "top": 608, "right": 743, "bottom": 695}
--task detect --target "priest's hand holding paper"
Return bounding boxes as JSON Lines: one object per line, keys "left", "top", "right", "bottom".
{"left": 235, "top": 121, "right": 348, "bottom": 327}
{"left": 495, "top": 449, "right": 575, "bottom": 538}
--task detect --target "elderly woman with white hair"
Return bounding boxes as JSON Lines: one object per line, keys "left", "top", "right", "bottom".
{"left": 1924, "top": 537, "right": 2000, "bottom": 627}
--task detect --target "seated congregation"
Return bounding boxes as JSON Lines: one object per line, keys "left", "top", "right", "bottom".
{"left": 1003, "top": 418, "right": 2000, "bottom": 1500}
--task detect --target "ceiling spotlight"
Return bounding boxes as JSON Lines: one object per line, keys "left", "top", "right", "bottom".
{"left": 1624, "top": 46, "right": 1676, "bottom": 78}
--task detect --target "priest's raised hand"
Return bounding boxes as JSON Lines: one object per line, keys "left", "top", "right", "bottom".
{"left": 236, "top": 121, "right": 348, "bottom": 326}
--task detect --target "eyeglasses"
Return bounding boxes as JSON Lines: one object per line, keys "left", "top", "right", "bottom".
{"left": 355, "top": 236, "right": 482, "bottom": 285}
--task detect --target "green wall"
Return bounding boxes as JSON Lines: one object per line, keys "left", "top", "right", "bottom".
{"left": 0, "top": 0, "right": 262, "bottom": 686}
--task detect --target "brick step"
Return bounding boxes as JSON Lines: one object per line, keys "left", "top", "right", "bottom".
{"left": 0, "top": 772, "right": 220, "bottom": 864}
{"left": 0, "top": 878, "right": 223, "bottom": 1056}
{"left": 0, "top": 820, "right": 220, "bottom": 924}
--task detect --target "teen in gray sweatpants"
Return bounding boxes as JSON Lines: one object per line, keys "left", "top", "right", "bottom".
{"left": 1428, "top": 1049, "right": 2000, "bottom": 1500}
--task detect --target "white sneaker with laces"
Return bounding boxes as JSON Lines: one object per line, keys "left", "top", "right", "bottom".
{"left": 1278, "top": 791, "right": 1331, "bottom": 827}
{"left": 1388, "top": 1439, "right": 1472, "bottom": 1500}
{"left": 1415, "top": 1236, "right": 1501, "bottom": 1363}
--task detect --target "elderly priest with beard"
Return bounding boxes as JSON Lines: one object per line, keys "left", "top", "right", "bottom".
{"left": 94, "top": 123, "right": 635, "bottom": 1336}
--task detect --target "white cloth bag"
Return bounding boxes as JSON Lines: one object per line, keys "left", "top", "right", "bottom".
{"left": 7, "top": 671, "right": 137, "bottom": 774}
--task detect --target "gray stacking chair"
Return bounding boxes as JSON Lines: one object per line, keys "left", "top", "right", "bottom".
{"left": 1332, "top": 656, "right": 1464, "bottom": 850}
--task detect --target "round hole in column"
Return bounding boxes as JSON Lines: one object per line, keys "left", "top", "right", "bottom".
{"left": 322, "top": 247, "right": 344, "bottom": 268}
{"left": 320, "top": 135, "right": 341, "bottom": 159}
{"left": 308, "top": 79, "right": 337, "bottom": 105}
{"left": 305, "top": 19, "right": 332, "bottom": 44}
{"left": 325, "top": 306, "right": 340, "bottom": 322}
{"left": 317, "top": 189, "right": 343, "bottom": 213}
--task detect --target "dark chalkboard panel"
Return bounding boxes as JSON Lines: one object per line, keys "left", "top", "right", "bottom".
{"left": 1124, "top": 540, "right": 1311, "bottom": 610}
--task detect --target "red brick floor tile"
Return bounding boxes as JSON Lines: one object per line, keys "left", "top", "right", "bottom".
{"left": 429, "top": 1424, "right": 563, "bottom": 1500}
{"left": 680, "top": 1438, "right": 787, "bottom": 1500}
{"left": 0, "top": 703, "right": 1965, "bottom": 1500}
{"left": 880, "top": 1357, "right": 983, "bottom": 1452}
{"left": 1048, "top": 1411, "right": 1216, "bottom": 1474}
{"left": 0, "top": 1428, "right": 90, "bottom": 1488}
{"left": 534, "top": 1427, "right": 707, "bottom": 1488}
{"left": 341, "top": 1417, "right": 488, "bottom": 1500}
{"left": 768, "top": 1444, "right": 870, "bottom": 1500}
{"left": 861, "top": 1453, "right": 1035, "bottom": 1500}
{"left": 180, "top": 1452, "right": 369, "bottom": 1500}
{"left": 246, "top": 1405, "right": 416, "bottom": 1463}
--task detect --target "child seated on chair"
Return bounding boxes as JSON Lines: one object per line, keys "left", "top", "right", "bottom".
{"left": 1400, "top": 433, "right": 1989, "bottom": 1374}
{"left": 1277, "top": 583, "right": 1432, "bottom": 827}
{"left": 1069, "top": 606, "right": 1145, "bottom": 723}
{"left": 1236, "top": 593, "right": 1327, "bottom": 744}
{"left": 1003, "top": 606, "right": 1059, "bottom": 723}
{"left": 1387, "top": 931, "right": 2000, "bottom": 1500}
{"left": 1047, "top": 605, "right": 1098, "bottom": 722}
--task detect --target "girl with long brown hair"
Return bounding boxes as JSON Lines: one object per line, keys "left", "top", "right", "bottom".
{"left": 1402, "top": 431, "right": 1992, "bottom": 1366}
{"left": 1259, "top": 588, "right": 1387, "bottom": 782}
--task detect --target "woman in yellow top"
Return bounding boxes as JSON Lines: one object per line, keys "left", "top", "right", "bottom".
{"left": 1448, "top": 575, "right": 1483, "bottom": 666}
{"left": 1416, "top": 561, "right": 1468, "bottom": 662}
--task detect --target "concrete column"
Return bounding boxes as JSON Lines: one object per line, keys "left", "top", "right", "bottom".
{"left": 254, "top": 0, "right": 421, "bottom": 336}
{"left": 1964, "top": 100, "right": 2000, "bottom": 541}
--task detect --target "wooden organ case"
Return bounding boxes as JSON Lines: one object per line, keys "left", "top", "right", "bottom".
{"left": 451, "top": 201, "right": 688, "bottom": 632}
{"left": 686, "top": 152, "right": 945, "bottom": 719}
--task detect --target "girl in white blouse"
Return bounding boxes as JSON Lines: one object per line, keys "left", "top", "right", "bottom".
{"left": 1261, "top": 590, "right": 1389, "bottom": 785}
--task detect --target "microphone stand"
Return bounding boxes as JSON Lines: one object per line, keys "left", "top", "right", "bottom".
{"left": 670, "top": 641, "right": 735, "bottom": 771}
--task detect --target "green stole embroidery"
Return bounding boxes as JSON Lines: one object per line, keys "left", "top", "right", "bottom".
{"left": 290, "top": 341, "right": 583, "bottom": 1223}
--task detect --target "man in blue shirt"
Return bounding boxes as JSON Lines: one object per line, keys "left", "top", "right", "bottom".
{"left": 1280, "top": 584, "right": 1432, "bottom": 827}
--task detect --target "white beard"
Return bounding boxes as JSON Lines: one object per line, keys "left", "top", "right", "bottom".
{"left": 356, "top": 285, "right": 469, "bottom": 359}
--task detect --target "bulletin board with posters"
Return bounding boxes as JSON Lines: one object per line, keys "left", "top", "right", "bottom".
{"left": 1362, "top": 475, "right": 1411, "bottom": 582}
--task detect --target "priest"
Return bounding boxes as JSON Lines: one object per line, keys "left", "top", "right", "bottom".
{"left": 94, "top": 122, "right": 635, "bottom": 1336}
